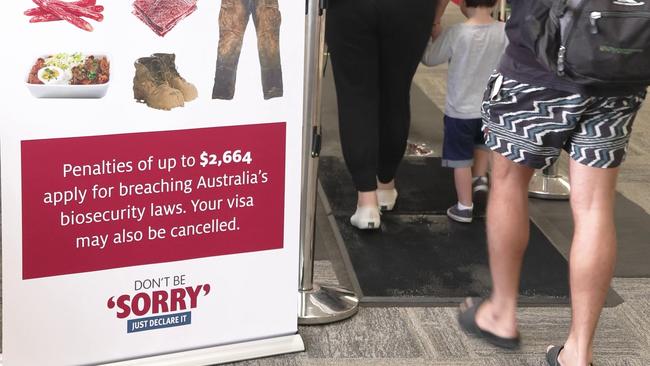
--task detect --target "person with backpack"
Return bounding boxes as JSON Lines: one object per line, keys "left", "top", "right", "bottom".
{"left": 454, "top": 0, "right": 649, "bottom": 365}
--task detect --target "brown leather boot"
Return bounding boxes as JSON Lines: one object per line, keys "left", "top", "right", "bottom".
{"left": 133, "top": 57, "right": 185, "bottom": 110}
{"left": 153, "top": 53, "right": 198, "bottom": 102}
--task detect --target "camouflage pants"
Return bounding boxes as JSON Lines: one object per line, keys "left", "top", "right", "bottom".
{"left": 212, "top": 0, "right": 283, "bottom": 100}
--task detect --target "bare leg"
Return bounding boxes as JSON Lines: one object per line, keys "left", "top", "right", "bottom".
{"left": 358, "top": 191, "right": 378, "bottom": 207}
{"left": 377, "top": 179, "right": 395, "bottom": 190}
{"left": 472, "top": 148, "right": 490, "bottom": 178}
{"left": 454, "top": 167, "right": 473, "bottom": 206}
{"left": 473, "top": 152, "right": 534, "bottom": 338}
{"left": 556, "top": 159, "right": 619, "bottom": 366}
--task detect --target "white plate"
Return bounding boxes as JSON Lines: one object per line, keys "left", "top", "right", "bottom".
{"left": 25, "top": 54, "right": 111, "bottom": 99}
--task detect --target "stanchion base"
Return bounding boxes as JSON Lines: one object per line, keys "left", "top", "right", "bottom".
{"left": 298, "top": 284, "right": 359, "bottom": 325}
{"left": 528, "top": 172, "right": 570, "bottom": 200}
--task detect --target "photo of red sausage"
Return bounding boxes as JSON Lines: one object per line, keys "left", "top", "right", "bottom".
{"left": 24, "top": 0, "right": 95, "bottom": 16}
{"left": 27, "top": 0, "right": 104, "bottom": 32}
{"left": 29, "top": 6, "right": 103, "bottom": 22}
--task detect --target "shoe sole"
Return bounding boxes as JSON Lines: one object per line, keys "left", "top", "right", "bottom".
{"left": 447, "top": 212, "right": 473, "bottom": 223}
{"left": 351, "top": 221, "right": 380, "bottom": 230}
{"left": 473, "top": 187, "right": 488, "bottom": 194}
{"left": 379, "top": 203, "right": 395, "bottom": 211}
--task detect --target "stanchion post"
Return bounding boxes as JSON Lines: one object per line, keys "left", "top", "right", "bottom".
{"left": 528, "top": 160, "right": 571, "bottom": 200}
{"left": 298, "top": 0, "right": 359, "bottom": 325}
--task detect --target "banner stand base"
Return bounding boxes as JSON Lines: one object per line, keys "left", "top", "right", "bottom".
{"left": 101, "top": 334, "right": 304, "bottom": 366}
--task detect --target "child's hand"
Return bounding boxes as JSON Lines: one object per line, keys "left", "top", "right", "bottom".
{"left": 431, "top": 22, "right": 443, "bottom": 39}
{"left": 460, "top": 1, "right": 470, "bottom": 18}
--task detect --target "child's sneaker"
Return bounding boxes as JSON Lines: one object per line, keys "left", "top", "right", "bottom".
{"left": 447, "top": 203, "right": 473, "bottom": 223}
{"left": 350, "top": 206, "right": 381, "bottom": 229}
{"left": 472, "top": 176, "right": 489, "bottom": 215}
{"left": 472, "top": 176, "right": 489, "bottom": 193}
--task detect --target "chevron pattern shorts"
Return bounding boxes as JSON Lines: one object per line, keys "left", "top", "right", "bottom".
{"left": 481, "top": 73, "right": 647, "bottom": 169}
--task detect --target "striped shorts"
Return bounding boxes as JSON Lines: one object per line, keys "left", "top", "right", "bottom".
{"left": 481, "top": 73, "right": 647, "bottom": 169}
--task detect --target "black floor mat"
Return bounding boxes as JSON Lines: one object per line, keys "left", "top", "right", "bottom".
{"left": 530, "top": 195, "right": 650, "bottom": 278}
{"left": 320, "top": 156, "right": 621, "bottom": 306}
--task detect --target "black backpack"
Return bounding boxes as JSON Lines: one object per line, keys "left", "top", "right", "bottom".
{"left": 523, "top": 0, "right": 650, "bottom": 86}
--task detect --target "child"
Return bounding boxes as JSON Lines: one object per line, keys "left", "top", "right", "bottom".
{"left": 422, "top": 0, "right": 507, "bottom": 223}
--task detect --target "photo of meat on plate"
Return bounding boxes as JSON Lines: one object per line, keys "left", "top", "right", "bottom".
{"left": 26, "top": 53, "right": 110, "bottom": 98}
{"left": 132, "top": 0, "right": 197, "bottom": 37}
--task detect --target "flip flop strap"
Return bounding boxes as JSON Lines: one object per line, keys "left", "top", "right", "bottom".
{"left": 548, "top": 345, "right": 564, "bottom": 366}
{"left": 462, "top": 297, "right": 485, "bottom": 334}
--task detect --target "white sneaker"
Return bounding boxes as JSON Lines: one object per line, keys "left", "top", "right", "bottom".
{"left": 350, "top": 205, "right": 381, "bottom": 229}
{"left": 377, "top": 188, "right": 398, "bottom": 211}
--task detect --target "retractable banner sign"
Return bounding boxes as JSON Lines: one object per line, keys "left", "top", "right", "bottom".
{"left": 0, "top": 1, "right": 305, "bottom": 364}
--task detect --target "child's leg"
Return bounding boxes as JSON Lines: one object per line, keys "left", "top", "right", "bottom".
{"left": 472, "top": 116, "right": 490, "bottom": 182}
{"left": 443, "top": 115, "right": 478, "bottom": 222}
{"left": 455, "top": 167, "right": 474, "bottom": 206}
{"left": 472, "top": 148, "right": 490, "bottom": 178}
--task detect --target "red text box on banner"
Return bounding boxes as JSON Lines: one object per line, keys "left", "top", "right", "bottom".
{"left": 21, "top": 123, "right": 286, "bottom": 280}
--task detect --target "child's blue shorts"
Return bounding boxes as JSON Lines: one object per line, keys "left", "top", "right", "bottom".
{"left": 442, "top": 115, "right": 488, "bottom": 168}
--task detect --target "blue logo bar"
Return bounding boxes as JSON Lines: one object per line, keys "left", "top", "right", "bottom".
{"left": 127, "top": 311, "right": 192, "bottom": 333}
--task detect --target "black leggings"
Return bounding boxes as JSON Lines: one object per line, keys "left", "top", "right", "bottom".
{"left": 326, "top": 0, "right": 435, "bottom": 192}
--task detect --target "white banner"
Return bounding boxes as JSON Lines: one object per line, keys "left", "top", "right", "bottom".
{"left": 0, "top": 0, "right": 305, "bottom": 364}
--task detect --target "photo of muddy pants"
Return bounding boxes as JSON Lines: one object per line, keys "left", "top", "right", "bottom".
{"left": 326, "top": 0, "right": 435, "bottom": 191}
{"left": 212, "top": 0, "right": 283, "bottom": 100}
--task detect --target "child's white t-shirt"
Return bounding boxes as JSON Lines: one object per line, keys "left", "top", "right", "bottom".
{"left": 422, "top": 22, "right": 508, "bottom": 119}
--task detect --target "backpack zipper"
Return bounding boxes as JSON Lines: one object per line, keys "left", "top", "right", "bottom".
{"left": 555, "top": 2, "right": 576, "bottom": 77}
{"left": 558, "top": 45, "right": 567, "bottom": 76}
{"left": 590, "top": 11, "right": 650, "bottom": 34}
{"left": 559, "top": 9, "right": 650, "bottom": 83}
{"left": 560, "top": 10, "right": 650, "bottom": 76}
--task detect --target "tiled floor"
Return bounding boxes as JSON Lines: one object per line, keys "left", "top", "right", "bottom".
{"left": 228, "top": 267, "right": 650, "bottom": 365}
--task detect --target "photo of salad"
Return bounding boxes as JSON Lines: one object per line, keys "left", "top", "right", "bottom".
{"left": 28, "top": 53, "right": 109, "bottom": 85}
{"left": 26, "top": 53, "right": 111, "bottom": 98}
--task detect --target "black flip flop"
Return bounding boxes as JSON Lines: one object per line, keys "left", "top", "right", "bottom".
{"left": 457, "top": 297, "right": 521, "bottom": 349}
{"left": 546, "top": 345, "right": 594, "bottom": 366}
{"left": 546, "top": 345, "right": 564, "bottom": 366}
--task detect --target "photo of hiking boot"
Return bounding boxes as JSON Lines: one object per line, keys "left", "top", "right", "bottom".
{"left": 133, "top": 54, "right": 197, "bottom": 111}
{"left": 134, "top": 57, "right": 185, "bottom": 111}
{"left": 153, "top": 53, "right": 198, "bottom": 102}
{"left": 212, "top": 0, "right": 283, "bottom": 100}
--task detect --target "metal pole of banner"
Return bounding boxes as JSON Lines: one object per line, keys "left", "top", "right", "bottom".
{"left": 298, "top": 0, "right": 359, "bottom": 325}
{"left": 528, "top": 161, "right": 571, "bottom": 200}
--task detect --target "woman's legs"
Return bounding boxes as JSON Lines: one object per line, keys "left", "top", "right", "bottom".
{"left": 326, "top": 0, "right": 381, "bottom": 195}
{"left": 376, "top": 0, "right": 435, "bottom": 184}
{"left": 327, "top": 0, "right": 435, "bottom": 217}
